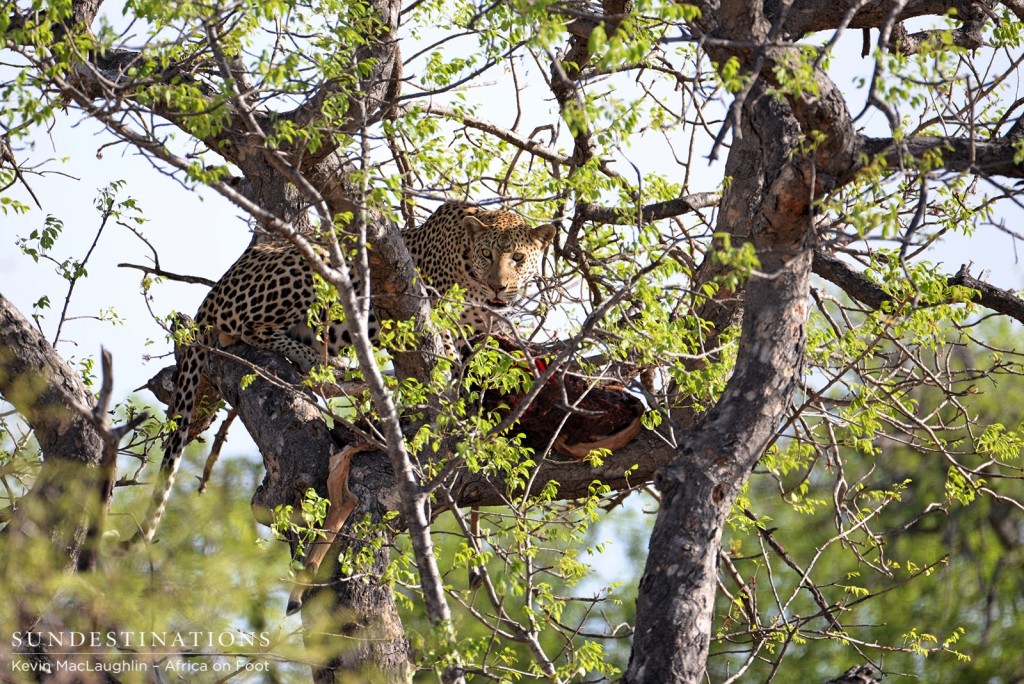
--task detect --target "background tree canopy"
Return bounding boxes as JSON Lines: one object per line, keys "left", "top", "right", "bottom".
{"left": 2, "top": 0, "right": 1024, "bottom": 682}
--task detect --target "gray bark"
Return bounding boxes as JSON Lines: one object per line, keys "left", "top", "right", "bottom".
{"left": 624, "top": 0, "right": 1022, "bottom": 680}
{"left": 0, "top": 292, "right": 103, "bottom": 567}
{"left": 626, "top": 78, "right": 818, "bottom": 681}
{"left": 208, "top": 345, "right": 411, "bottom": 682}
{"left": 0, "top": 293, "right": 106, "bottom": 673}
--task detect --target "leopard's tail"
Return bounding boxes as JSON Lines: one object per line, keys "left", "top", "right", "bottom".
{"left": 125, "top": 343, "right": 207, "bottom": 548}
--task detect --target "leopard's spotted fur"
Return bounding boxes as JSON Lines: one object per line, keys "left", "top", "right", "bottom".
{"left": 135, "top": 203, "right": 555, "bottom": 543}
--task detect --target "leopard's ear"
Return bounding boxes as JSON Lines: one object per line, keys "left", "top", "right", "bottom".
{"left": 532, "top": 223, "right": 556, "bottom": 247}
{"left": 462, "top": 215, "right": 489, "bottom": 241}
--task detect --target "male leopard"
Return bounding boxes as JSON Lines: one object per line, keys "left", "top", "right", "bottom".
{"left": 135, "top": 203, "right": 556, "bottom": 544}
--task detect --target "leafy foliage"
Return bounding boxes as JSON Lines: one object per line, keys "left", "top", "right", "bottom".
{"left": 1, "top": 0, "right": 1023, "bottom": 682}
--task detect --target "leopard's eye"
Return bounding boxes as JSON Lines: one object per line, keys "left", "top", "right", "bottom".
{"left": 511, "top": 252, "right": 526, "bottom": 263}
{"left": 481, "top": 248, "right": 493, "bottom": 260}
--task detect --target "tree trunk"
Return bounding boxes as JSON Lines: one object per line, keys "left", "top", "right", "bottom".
{"left": 208, "top": 345, "right": 412, "bottom": 681}
{"left": 626, "top": 80, "right": 816, "bottom": 682}
{"left": 0, "top": 293, "right": 106, "bottom": 566}
{"left": 0, "top": 293, "right": 106, "bottom": 671}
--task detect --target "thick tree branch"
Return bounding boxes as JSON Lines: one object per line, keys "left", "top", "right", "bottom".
{"left": 32, "top": 1, "right": 460, "bottom": 669}
{"left": 812, "top": 250, "right": 888, "bottom": 310}
{"left": 202, "top": 345, "right": 410, "bottom": 682}
{"left": 13, "top": 0, "right": 401, "bottom": 197}
{"left": 627, "top": 70, "right": 821, "bottom": 684}
{"left": 825, "top": 664, "right": 882, "bottom": 684}
{"left": 861, "top": 135, "right": 1024, "bottom": 179}
{"left": 888, "top": 16, "right": 987, "bottom": 54}
{"left": 545, "top": 1, "right": 640, "bottom": 168}
{"left": 0, "top": 292, "right": 105, "bottom": 539}
{"left": 28, "top": 2, "right": 454, "bottom": 671}
{"left": 156, "top": 346, "right": 674, "bottom": 518}
{"left": 15, "top": 7, "right": 391, "bottom": 245}
{"left": 813, "top": 250, "right": 1024, "bottom": 323}
{"left": 8, "top": 0, "right": 1020, "bottom": 680}
{"left": 780, "top": 0, "right": 985, "bottom": 37}
{"left": 7, "top": 0, "right": 104, "bottom": 37}
{"left": 1003, "top": 0, "right": 1024, "bottom": 22}
{"left": 0, "top": 292, "right": 107, "bottom": 671}
{"left": 285, "top": 0, "right": 403, "bottom": 160}
{"left": 948, "top": 264, "right": 1024, "bottom": 319}
{"left": 161, "top": 338, "right": 667, "bottom": 674}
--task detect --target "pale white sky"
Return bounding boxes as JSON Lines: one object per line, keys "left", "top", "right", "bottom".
{"left": 2, "top": 113, "right": 245, "bottom": 398}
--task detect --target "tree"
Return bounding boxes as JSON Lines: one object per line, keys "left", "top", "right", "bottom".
{"left": 2, "top": 0, "right": 1024, "bottom": 682}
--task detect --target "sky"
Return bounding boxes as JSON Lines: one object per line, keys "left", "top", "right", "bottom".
{"left": 2, "top": 115, "right": 245, "bottom": 399}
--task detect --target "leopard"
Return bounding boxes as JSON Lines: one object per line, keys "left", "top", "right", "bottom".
{"left": 133, "top": 202, "right": 556, "bottom": 545}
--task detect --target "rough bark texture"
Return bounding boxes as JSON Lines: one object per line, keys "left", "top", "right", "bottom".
{"left": 171, "top": 347, "right": 673, "bottom": 516}
{"left": 207, "top": 346, "right": 411, "bottom": 682}
{"left": 626, "top": 0, "right": 902, "bottom": 678}
{"left": 0, "top": 293, "right": 103, "bottom": 565}
{"left": 0, "top": 293, "right": 106, "bottom": 673}
{"left": 620, "top": 0, "right": 1022, "bottom": 679}
{"left": 27, "top": 1, "right": 426, "bottom": 677}
{"left": 626, "top": 76, "right": 818, "bottom": 679}
{"left": 190, "top": 344, "right": 654, "bottom": 682}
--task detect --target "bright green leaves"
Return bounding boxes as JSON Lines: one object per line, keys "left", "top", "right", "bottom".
{"left": 944, "top": 467, "right": 980, "bottom": 506}
{"left": 12, "top": 181, "right": 141, "bottom": 331}
{"left": 307, "top": 270, "right": 347, "bottom": 340}
{"left": 130, "top": 76, "right": 234, "bottom": 143}
{"left": 270, "top": 487, "right": 330, "bottom": 565}
{"left": 862, "top": 251, "right": 977, "bottom": 325}
{"left": 3, "top": 0, "right": 73, "bottom": 47}
{"left": 403, "top": 482, "right": 626, "bottom": 679}
{"left": 0, "top": 171, "right": 32, "bottom": 216}
{"left": 759, "top": 442, "right": 827, "bottom": 516}
{"left": 184, "top": 161, "right": 232, "bottom": 185}
{"left": 422, "top": 51, "right": 479, "bottom": 88}
{"left": 901, "top": 626, "right": 972, "bottom": 662}
{"left": 125, "top": 0, "right": 224, "bottom": 24}
{"left": 769, "top": 46, "right": 821, "bottom": 101}
{"left": 975, "top": 423, "right": 1024, "bottom": 463}
{"left": 711, "top": 232, "right": 759, "bottom": 283}
{"left": 716, "top": 55, "right": 746, "bottom": 94}
{"left": 6, "top": 0, "right": 1021, "bottom": 679}
{"left": 405, "top": 338, "right": 539, "bottom": 488}
{"left": 16, "top": 214, "right": 63, "bottom": 263}
{"left": 1, "top": 0, "right": 102, "bottom": 136}
{"left": 991, "top": 6, "right": 1024, "bottom": 47}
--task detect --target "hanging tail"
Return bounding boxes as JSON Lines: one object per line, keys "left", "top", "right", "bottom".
{"left": 124, "top": 344, "right": 207, "bottom": 548}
